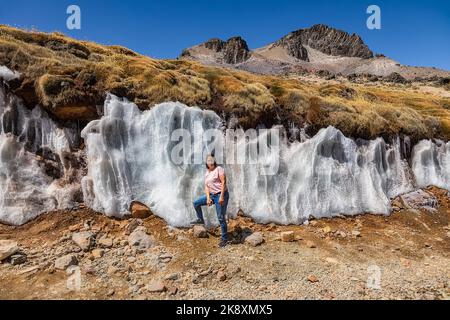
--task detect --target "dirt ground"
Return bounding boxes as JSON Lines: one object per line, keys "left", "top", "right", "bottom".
{"left": 0, "top": 188, "right": 449, "bottom": 300}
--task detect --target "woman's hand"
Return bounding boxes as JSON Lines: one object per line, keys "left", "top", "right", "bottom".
{"left": 207, "top": 197, "right": 213, "bottom": 206}
{"left": 219, "top": 196, "right": 225, "bottom": 206}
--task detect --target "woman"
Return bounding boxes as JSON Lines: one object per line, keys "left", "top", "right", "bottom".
{"left": 193, "top": 155, "right": 230, "bottom": 248}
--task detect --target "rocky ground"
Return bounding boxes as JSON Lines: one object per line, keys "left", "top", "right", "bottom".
{"left": 0, "top": 187, "right": 449, "bottom": 300}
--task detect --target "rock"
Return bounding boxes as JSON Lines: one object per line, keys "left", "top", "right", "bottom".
{"left": 128, "top": 227, "right": 154, "bottom": 250}
{"left": 305, "top": 241, "right": 316, "bottom": 248}
{"left": 125, "top": 219, "right": 142, "bottom": 235}
{"left": 276, "top": 24, "right": 373, "bottom": 62}
{"left": 222, "top": 37, "right": 251, "bottom": 64}
{"left": 147, "top": 280, "right": 166, "bottom": 293}
{"left": 324, "top": 257, "right": 339, "bottom": 264}
{"left": 281, "top": 231, "right": 295, "bottom": 242}
{"left": 193, "top": 225, "right": 208, "bottom": 238}
{"left": 352, "top": 230, "right": 362, "bottom": 237}
{"left": 384, "top": 72, "right": 409, "bottom": 84}
{"left": 322, "top": 226, "right": 332, "bottom": 234}
{"left": 244, "top": 232, "right": 264, "bottom": 247}
{"left": 165, "top": 273, "right": 179, "bottom": 281}
{"left": 130, "top": 201, "right": 152, "bottom": 219}
{"left": 168, "top": 286, "right": 178, "bottom": 295}
{"left": 10, "top": 254, "right": 27, "bottom": 265}
{"left": 307, "top": 275, "right": 319, "bottom": 283}
{"left": 217, "top": 271, "right": 227, "bottom": 281}
{"left": 72, "top": 231, "right": 95, "bottom": 251}
{"left": 398, "top": 190, "right": 438, "bottom": 211}
{"left": 0, "top": 240, "right": 19, "bottom": 261}
{"left": 98, "top": 236, "right": 113, "bottom": 248}
{"left": 92, "top": 249, "right": 104, "bottom": 259}
{"left": 55, "top": 254, "right": 78, "bottom": 270}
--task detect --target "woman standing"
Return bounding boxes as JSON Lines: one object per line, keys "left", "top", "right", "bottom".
{"left": 193, "top": 155, "right": 230, "bottom": 248}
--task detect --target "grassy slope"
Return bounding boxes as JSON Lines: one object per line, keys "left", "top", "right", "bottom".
{"left": 1, "top": 25, "right": 449, "bottom": 141}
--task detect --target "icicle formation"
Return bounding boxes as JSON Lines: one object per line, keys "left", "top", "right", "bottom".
{"left": 412, "top": 140, "right": 450, "bottom": 190}
{"left": 82, "top": 94, "right": 430, "bottom": 227}
{"left": 0, "top": 71, "right": 77, "bottom": 225}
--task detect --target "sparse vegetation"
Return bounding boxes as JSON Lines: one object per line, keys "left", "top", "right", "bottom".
{"left": 1, "top": 25, "right": 449, "bottom": 141}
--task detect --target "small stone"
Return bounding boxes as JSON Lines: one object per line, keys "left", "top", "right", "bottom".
{"left": 147, "top": 280, "right": 166, "bottom": 293}
{"left": 98, "top": 237, "right": 113, "bottom": 248}
{"left": 168, "top": 286, "right": 178, "bottom": 295}
{"left": 68, "top": 224, "right": 81, "bottom": 232}
{"left": 107, "top": 289, "right": 115, "bottom": 297}
{"left": 72, "top": 231, "right": 95, "bottom": 251}
{"left": 352, "top": 230, "right": 362, "bottom": 237}
{"left": 55, "top": 254, "right": 78, "bottom": 270}
{"left": 130, "top": 201, "right": 152, "bottom": 219}
{"left": 10, "top": 254, "right": 27, "bottom": 265}
{"left": 307, "top": 275, "right": 319, "bottom": 283}
{"left": 107, "top": 266, "right": 118, "bottom": 275}
{"left": 305, "top": 241, "right": 316, "bottom": 248}
{"left": 229, "top": 266, "right": 241, "bottom": 275}
{"left": 0, "top": 240, "right": 19, "bottom": 261}
{"left": 193, "top": 225, "right": 208, "bottom": 238}
{"left": 324, "top": 257, "right": 339, "bottom": 264}
{"left": 217, "top": 271, "right": 227, "bottom": 281}
{"left": 92, "top": 249, "right": 104, "bottom": 259}
{"left": 128, "top": 227, "right": 155, "bottom": 251}
{"left": 244, "top": 232, "right": 264, "bottom": 247}
{"left": 322, "top": 226, "right": 332, "bottom": 234}
{"left": 165, "top": 273, "right": 179, "bottom": 281}
{"left": 125, "top": 219, "right": 143, "bottom": 235}
{"left": 281, "top": 231, "right": 295, "bottom": 242}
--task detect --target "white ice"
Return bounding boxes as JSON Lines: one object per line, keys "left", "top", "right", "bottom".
{"left": 81, "top": 94, "right": 446, "bottom": 227}
{"left": 0, "top": 83, "right": 77, "bottom": 225}
{"left": 412, "top": 140, "right": 450, "bottom": 190}
{"left": 0, "top": 66, "right": 20, "bottom": 82}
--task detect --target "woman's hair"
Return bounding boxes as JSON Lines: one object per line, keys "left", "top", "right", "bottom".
{"left": 205, "top": 155, "right": 217, "bottom": 169}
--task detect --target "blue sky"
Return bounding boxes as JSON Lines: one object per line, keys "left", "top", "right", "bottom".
{"left": 1, "top": 0, "right": 449, "bottom": 70}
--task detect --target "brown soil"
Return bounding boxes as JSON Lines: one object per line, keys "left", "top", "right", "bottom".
{"left": 0, "top": 189, "right": 449, "bottom": 300}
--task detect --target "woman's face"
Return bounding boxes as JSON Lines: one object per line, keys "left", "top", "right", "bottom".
{"left": 206, "top": 156, "right": 215, "bottom": 170}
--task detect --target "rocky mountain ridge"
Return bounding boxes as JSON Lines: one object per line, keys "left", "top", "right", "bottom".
{"left": 180, "top": 24, "right": 450, "bottom": 79}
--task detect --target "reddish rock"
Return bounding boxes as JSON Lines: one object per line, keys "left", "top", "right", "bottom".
{"left": 130, "top": 201, "right": 152, "bottom": 219}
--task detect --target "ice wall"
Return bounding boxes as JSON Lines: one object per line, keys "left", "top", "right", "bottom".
{"left": 82, "top": 94, "right": 427, "bottom": 226}
{"left": 0, "top": 74, "right": 79, "bottom": 225}
{"left": 412, "top": 140, "right": 450, "bottom": 190}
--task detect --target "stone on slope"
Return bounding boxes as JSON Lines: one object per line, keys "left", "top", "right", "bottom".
{"left": 193, "top": 225, "right": 208, "bottom": 238}
{"left": 128, "top": 227, "right": 154, "bottom": 250}
{"left": 55, "top": 254, "right": 78, "bottom": 270}
{"left": 72, "top": 231, "right": 95, "bottom": 251}
{"left": 0, "top": 240, "right": 19, "bottom": 261}
{"left": 147, "top": 280, "right": 166, "bottom": 293}
{"left": 130, "top": 201, "right": 152, "bottom": 219}
{"left": 244, "top": 232, "right": 264, "bottom": 247}
{"left": 281, "top": 231, "right": 295, "bottom": 242}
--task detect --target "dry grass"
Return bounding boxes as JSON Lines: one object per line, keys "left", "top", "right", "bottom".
{"left": 1, "top": 25, "right": 449, "bottom": 141}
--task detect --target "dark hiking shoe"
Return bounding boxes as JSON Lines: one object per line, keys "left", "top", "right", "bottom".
{"left": 191, "top": 219, "right": 204, "bottom": 225}
{"left": 218, "top": 240, "right": 228, "bottom": 248}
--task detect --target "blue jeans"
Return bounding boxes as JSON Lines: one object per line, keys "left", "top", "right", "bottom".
{"left": 193, "top": 191, "right": 229, "bottom": 241}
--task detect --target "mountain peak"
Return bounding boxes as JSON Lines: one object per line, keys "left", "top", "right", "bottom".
{"left": 182, "top": 36, "right": 250, "bottom": 64}
{"left": 276, "top": 24, "right": 374, "bottom": 60}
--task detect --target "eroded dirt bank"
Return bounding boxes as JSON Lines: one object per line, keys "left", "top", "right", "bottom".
{"left": 0, "top": 188, "right": 449, "bottom": 300}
